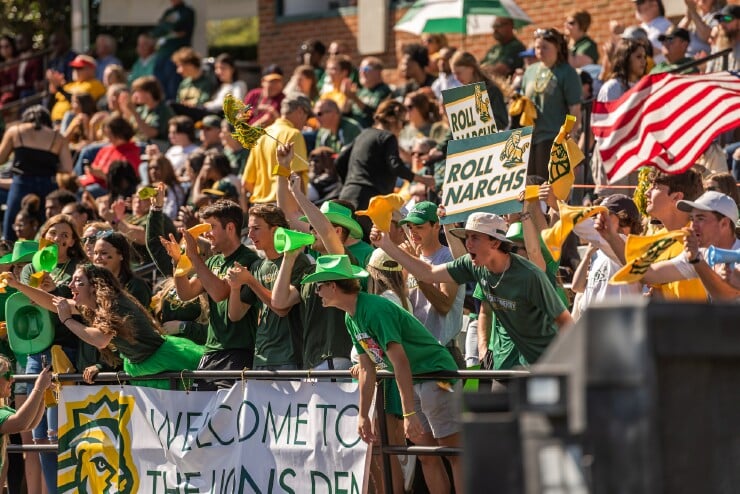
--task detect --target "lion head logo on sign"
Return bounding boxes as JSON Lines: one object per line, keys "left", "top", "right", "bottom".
{"left": 499, "top": 130, "right": 530, "bottom": 168}
{"left": 58, "top": 387, "right": 138, "bottom": 493}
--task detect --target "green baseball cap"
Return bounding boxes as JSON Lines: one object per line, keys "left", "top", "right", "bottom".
{"left": 299, "top": 201, "right": 364, "bottom": 240}
{"left": 301, "top": 255, "right": 369, "bottom": 284}
{"left": 399, "top": 201, "right": 439, "bottom": 226}
{"left": 5, "top": 292, "right": 55, "bottom": 355}
{"left": 0, "top": 240, "right": 40, "bottom": 265}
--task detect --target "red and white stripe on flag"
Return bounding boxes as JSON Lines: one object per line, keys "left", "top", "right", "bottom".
{"left": 592, "top": 71, "right": 740, "bottom": 183}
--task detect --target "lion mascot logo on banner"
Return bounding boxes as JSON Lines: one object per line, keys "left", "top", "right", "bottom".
{"left": 57, "top": 387, "right": 139, "bottom": 493}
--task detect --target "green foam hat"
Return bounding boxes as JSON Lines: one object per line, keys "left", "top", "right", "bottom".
{"left": 301, "top": 255, "right": 369, "bottom": 284}
{"left": 5, "top": 292, "right": 55, "bottom": 355}
{"left": 32, "top": 244, "right": 58, "bottom": 272}
{"left": 0, "top": 240, "right": 40, "bottom": 265}
{"left": 299, "top": 201, "right": 364, "bottom": 240}
{"left": 274, "top": 227, "right": 316, "bottom": 253}
{"left": 506, "top": 222, "right": 524, "bottom": 243}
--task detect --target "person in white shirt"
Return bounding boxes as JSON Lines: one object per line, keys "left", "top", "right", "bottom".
{"left": 632, "top": 0, "right": 674, "bottom": 63}
{"left": 571, "top": 194, "right": 644, "bottom": 318}
{"left": 398, "top": 201, "right": 466, "bottom": 366}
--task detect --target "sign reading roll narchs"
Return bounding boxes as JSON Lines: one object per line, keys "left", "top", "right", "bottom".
{"left": 442, "top": 82, "right": 498, "bottom": 139}
{"left": 441, "top": 127, "right": 532, "bottom": 225}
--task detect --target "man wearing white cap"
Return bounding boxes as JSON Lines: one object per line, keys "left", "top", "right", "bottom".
{"left": 372, "top": 212, "right": 572, "bottom": 365}
{"left": 643, "top": 191, "right": 740, "bottom": 300}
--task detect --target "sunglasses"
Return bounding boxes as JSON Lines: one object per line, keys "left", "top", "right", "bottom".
{"left": 534, "top": 28, "right": 559, "bottom": 39}
{"left": 82, "top": 229, "right": 114, "bottom": 245}
{"left": 0, "top": 369, "right": 13, "bottom": 380}
{"left": 716, "top": 15, "right": 734, "bottom": 23}
{"left": 360, "top": 65, "right": 374, "bottom": 73}
{"left": 405, "top": 105, "right": 415, "bottom": 110}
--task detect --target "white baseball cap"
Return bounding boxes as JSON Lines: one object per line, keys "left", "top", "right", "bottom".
{"left": 676, "top": 190, "right": 739, "bottom": 224}
{"left": 449, "top": 212, "right": 511, "bottom": 243}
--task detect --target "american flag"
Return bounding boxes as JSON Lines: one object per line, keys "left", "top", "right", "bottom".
{"left": 592, "top": 71, "right": 740, "bottom": 183}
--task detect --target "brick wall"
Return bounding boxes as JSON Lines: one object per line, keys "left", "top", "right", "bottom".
{"left": 258, "top": 0, "right": 639, "bottom": 86}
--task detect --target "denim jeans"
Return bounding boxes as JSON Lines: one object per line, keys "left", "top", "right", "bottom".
{"left": 3, "top": 174, "right": 56, "bottom": 241}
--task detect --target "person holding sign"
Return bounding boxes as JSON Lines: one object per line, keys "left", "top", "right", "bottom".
{"left": 371, "top": 212, "right": 573, "bottom": 366}
{"left": 450, "top": 51, "right": 509, "bottom": 132}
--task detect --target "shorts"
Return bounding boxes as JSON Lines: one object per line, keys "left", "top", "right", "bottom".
{"left": 197, "top": 349, "right": 254, "bottom": 391}
{"left": 413, "top": 380, "right": 462, "bottom": 439}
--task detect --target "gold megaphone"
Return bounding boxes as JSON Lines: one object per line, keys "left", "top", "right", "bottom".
{"left": 706, "top": 246, "right": 740, "bottom": 267}
{"left": 355, "top": 193, "right": 405, "bottom": 232}
{"left": 174, "top": 224, "right": 213, "bottom": 277}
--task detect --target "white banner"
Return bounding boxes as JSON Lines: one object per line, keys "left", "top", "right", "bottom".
{"left": 58, "top": 381, "right": 366, "bottom": 494}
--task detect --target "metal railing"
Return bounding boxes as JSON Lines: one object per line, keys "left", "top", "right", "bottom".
{"left": 668, "top": 47, "right": 732, "bottom": 74}
{"left": 9, "top": 368, "right": 529, "bottom": 492}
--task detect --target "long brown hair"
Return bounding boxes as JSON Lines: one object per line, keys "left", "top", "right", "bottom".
{"left": 76, "top": 264, "right": 162, "bottom": 365}
{"left": 40, "top": 214, "right": 86, "bottom": 261}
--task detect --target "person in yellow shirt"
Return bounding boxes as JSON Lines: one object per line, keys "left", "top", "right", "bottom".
{"left": 599, "top": 168, "right": 707, "bottom": 300}
{"left": 242, "top": 94, "right": 311, "bottom": 204}
{"left": 46, "top": 54, "right": 106, "bottom": 123}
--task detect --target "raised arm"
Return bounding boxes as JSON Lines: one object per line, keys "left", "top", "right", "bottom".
{"left": 372, "top": 227, "right": 455, "bottom": 284}
{"left": 53, "top": 297, "right": 115, "bottom": 348}
{"left": 181, "top": 227, "right": 231, "bottom": 302}
{"left": 0, "top": 367, "right": 52, "bottom": 434}
{"left": 270, "top": 249, "right": 302, "bottom": 312}
{"left": 289, "top": 173, "right": 345, "bottom": 255}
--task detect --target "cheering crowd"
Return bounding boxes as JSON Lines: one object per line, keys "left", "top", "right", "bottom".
{"left": 0, "top": 0, "right": 738, "bottom": 492}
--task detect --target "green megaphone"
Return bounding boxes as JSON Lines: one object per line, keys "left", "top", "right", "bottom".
{"left": 32, "top": 244, "right": 58, "bottom": 272}
{"left": 274, "top": 227, "right": 315, "bottom": 253}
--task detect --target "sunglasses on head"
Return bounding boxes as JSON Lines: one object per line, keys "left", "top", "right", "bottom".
{"left": 716, "top": 14, "right": 734, "bottom": 23}
{"left": 82, "top": 229, "right": 114, "bottom": 245}
{"left": 534, "top": 28, "right": 559, "bottom": 40}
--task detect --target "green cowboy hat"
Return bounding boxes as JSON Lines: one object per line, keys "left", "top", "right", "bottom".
{"left": 0, "top": 240, "right": 40, "bottom": 265}
{"left": 299, "top": 201, "right": 364, "bottom": 240}
{"left": 301, "top": 255, "right": 369, "bottom": 284}
{"left": 5, "top": 292, "right": 55, "bottom": 355}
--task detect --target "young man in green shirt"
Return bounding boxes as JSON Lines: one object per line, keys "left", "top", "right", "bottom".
{"left": 302, "top": 254, "right": 463, "bottom": 494}
{"left": 226, "top": 204, "right": 311, "bottom": 369}
{"left": 165, "top": 199, "right": 260, "bottom": 389}
{"left": 373, "top": 212, "right": 573, "bottom": 366}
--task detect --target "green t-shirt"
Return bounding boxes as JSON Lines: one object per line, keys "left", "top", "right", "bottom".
{"left": 349, "top": 83, "right": 392, "bottom": 128}
{"left": 0, "top": 405, "right": 15, "bottom": 472}
{"left": 241, "top": 253, "right": 312, "bottom": 368}
{"left": 480, "top": 37, "right": 527, "bottom": 74}
{"left": 571, "top": 36, "right": 599, "bottom": 65}
{"left": 125, "top": 276, "right": 152, "bottom": 308}
{"left": 446, "top": 254, "right": 565, "bottom": 364}
{"left": 347, "top": 241, "right": 374, "bottom": 268}
{"left": 346, "top": 292, "right": 457, "bottom": 379}
{"left": 649, "top": 57, "right": 699, "bottom": 75}
{"left": 521, "top": 61, "right": 583, "bottom": 144}
{"left": 110, "top": 298, "right": 164, "bottom": 363}
{"left": 177, "top": 73, "right": 217, "bottom": 107}
{"left": 299, "top": 266, "right": 353, "bottom": 368}
{"left": 316, "top": 117, "right": 363, "bottom": 153}
{"left": 137, "top": 101, "right": 175, "bottom": 142}
{"left": 151, "top": 3, "right": 195, "bottom": 58}
{"left": 203, "top": 245, "right": 261, "bottom": 352}
{"left": 473, "top": 284, "right": 527, "bottom": 370}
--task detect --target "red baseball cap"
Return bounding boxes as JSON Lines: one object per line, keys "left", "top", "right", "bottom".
{"left": 69, "top": 54, "right": 97, "bottom": 69}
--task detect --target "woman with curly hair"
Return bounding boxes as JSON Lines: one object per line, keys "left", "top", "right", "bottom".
{"left": 11, "top": 264, "right": 203, "bottom": 389}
